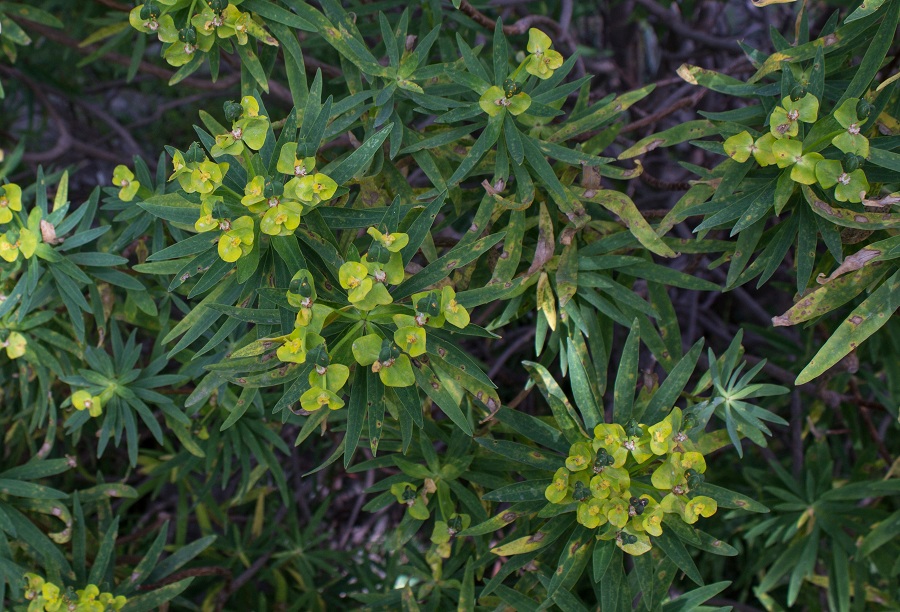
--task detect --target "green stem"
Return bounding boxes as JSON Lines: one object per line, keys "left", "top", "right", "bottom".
{"left": 186, "top": 0, "right": 199, "bottom": 27}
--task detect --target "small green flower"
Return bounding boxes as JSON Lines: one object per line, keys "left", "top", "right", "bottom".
{"left": 606, "top": 495, "right": 630, "bottom": 528}
{"left": 617, "top": 528, "right": 652, "bottom": 556}
{"left": 771, "top": 138, "right": 803, "bottom": 169}
{"left": 524, "top": 28, "right": 564, "bottom": 79}
{"left": 195, "top": 196, "right": 224, "bottom": 233}
{"left": 112, "top": 165, "right": 140, "bottom": 201}
{"left": 752, "top": 133, "right": 778, "bottom": 166}
{"left": 276, "top": 326, "right": 323, "bottom": 364}
{"left": 637, "top": 497, "right": 664, "bottom": 537}
{"left": 129, "top": 4, "right": 178, "bottom": 43}
{"left": 394, "top": 325, "right": 427, "bottom": 358}
{"left": 478, "top": 85, "right": 532, "bottom": 117}
{"left": 241, "top": 176, "right": 267, "bottom": 210}
{"left": 815, "top": 160, "right": 869, "bottom": 203}
{"left": 211, "top": 97, "right": 269, "bottom": 156}
{"left": 576, "top": 498, "right": 608, "bottom": 529}
{"left": 98, "top": 592, "right": 127, "bottom": 611}
{"left": 0, "top": 183, "right": 23, "bottom": 224}
{"left": 295, "top": 173, "right": 338, "bottom": 204}
{"left": 566, "top": 441, "right": 593, "bottom": 472}
{"left": 276, "top": 143, "right": 316, "bottom": 177}
{"left": 1, "top": 330, "right": 26, "bottom": 359}
{"left": 163, "top": 24, "right": 215, "bottom": 67}
{"left": 545, "top": 467, "right": 570, "bottom": 503}
{"left": 0, "top": 228, "right": 38, "bottom": 262}
{"left": 367, "top": 226, "right": 409, "bottom": 252}
{"left": 790, "top": 152, "right": 824, "bottom": 185}
{"left": 299, "top": 386, "right": 345, "bottom": 411}
{"left": 832, "top": 98, "right": 869, "bottom": 157}
{"left": 217, "top": 216, "right": 255, "bottom": 262}
{"left": 592, "top": 423, "right": 629, "bottom": 467}
{"left": 682, "top": 495, "right": 718, "bottom": 524}
{"left": 260, "top": 200, "right": 303, "bottom": 236}
{"left": 72, "top": 389, "right": 103, "bottom": 417}
{"left": 648, "top": 409, "right": 682, "bottom": 456}
{"left": 723, "top": 131, "right": 755, "bottom": 163}
{"left": 308, "top": 362, "right": 350, "bottom": 394}
{"left": 390, "top": 482, "right": 430, "bottom": 519}
{"left": 352, "top": 334, "right": 383, "bottom": 366}
{"left": 188, "top": 160, "right": 228, "bottom": 195}
{"left": 431, "top": 513, "right": 471, "bottom": 544}
{"left": 440, "top": 286, "right": 470, "bottom": 329}
{"left": 590, "top": 466, "right": 629, "bottom": 499}
{"left": 340, "top": 261, "right": 374, "bottom": 302}
{"left": 375, "top": 353, "right": 415, "bottom": 387}
{"left": 770, "top": 93, "right": 819, "bottom": 139}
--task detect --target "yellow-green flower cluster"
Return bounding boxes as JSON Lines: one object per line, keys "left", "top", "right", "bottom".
{"left": 129, "top": 1, "right": 275, "bottom": 68}
{"left": 338, "top": 228, "right": 407, "bottom": 310}
{"left": 211, "top": 97, "right": 270, "bottom": 158}
{"left": 723, "top": 95, "right": 871, "bottom": 203}
{"left": 23, "top": 574, "right": 126, "bottom": 612}
{"left": 544, "top": 409, "right": 717, "bottom": 556}
{"left": 240, "top": 159, "right": 336, "bottom": 238}
{"left": 271, "top": 270, "right": 347, "bottom": 411}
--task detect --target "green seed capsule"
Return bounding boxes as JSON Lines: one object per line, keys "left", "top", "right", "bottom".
{"left": 843, "top": 153, "right": 861, "bottom": 172}
{"left": 224, "top": 100, "right": 243, "bottom": 123}
{"left": 178, "top": 26, "right": 198, "bottom": 45}
{"left": 503, "top": 79, "right": 521, "bottom": 98}
{"left": 856, "top": 99, "right": 873, "bottom": 119}
{"left": 140, "top": 1, "right": 160, "bottom": 20}
{"left": 789, "top": 85, "right": 804, "bottom": 102}
{"left": 416, "top": 292, "right": 441, "bottom": 317}
{"left": 368, "top": 242, "right": 391, "bottom": 265}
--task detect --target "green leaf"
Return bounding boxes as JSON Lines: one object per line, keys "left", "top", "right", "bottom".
{"left": 613, "top": 321, "right": 640, "bottom": 423}
{"left": 393, "top": 231, "right": 505, "bottom": 299}
{"left": 475, "top": 438, "right": 564, "bottom": 470}
{"left": 618, "top": 121, "right": 718, "bottom": 159}
{"left": 344, "top": 366, "right": 367, "bottom": 468}
{"left": 654, "top": 530, "right": 704, "bottom": 586}
{"left": 326, "top": 124, "right": 393, "bottom": 185}
{"left": 447, "top": 114, "right": 503, "bottom": 185}
{"left": 413, "top": 362, "right": 473, "bottom": 436}
{"left": 547, "top": 526, "right": 593, "bottom": 598}
{"left": 796, "top": 271, "right": 899, "bottom": 385}
{"left": 578, "top": 189, "right": 676, "bottom": 258}
{"left": 120, "top": 578, "right": 195, "bottom": 612}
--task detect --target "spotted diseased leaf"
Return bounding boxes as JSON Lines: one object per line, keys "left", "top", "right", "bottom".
{"left": 795, "top": 271, "right": 900, "bottom": 384}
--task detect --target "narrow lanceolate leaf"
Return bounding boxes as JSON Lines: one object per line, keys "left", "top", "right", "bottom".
{"left": 618, "top": 120, "right": 718, "bottom": 159}
{"left": 796, "top": 271, "right": 899, "bottom": 385}
{"left": 413, "top": 362, "right": 473, "bottom": 436}
{"left": 344, "top": 366, "right": 367, "bottom": 468}
{"left": 613, "top": 322, "right": 640, "bottom": 423}
{"left": 803, "top": 186, "right": 900, "bottom": 230}
{"left": 489, "top": 515, "right": 571, "bottom": 556}
{"left": 577, "top": 189, "right": 676, "bottom": 258}
{"left": 447, "top": 114, "right": 503, "bottom": 185}
{"left": 773, "top": 262, "right": 887, "bottom": 326}
{"left": 547, "top": 527, "right": 593, "bottom": 598}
